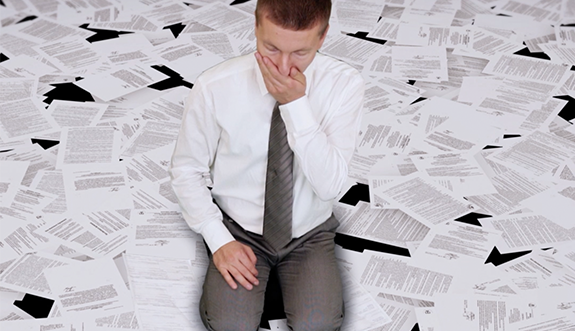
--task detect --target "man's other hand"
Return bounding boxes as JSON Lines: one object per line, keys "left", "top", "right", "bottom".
{"left": 213, "top": 241, "right": 260, "bottom": 290}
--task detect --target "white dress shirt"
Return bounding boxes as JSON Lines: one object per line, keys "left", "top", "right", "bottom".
{"left": 170, "top": 51, "right": 364, "bottom": 254}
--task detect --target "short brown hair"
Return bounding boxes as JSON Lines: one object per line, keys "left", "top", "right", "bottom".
{"left": 255, "top": 0, "right": 331, "bottom": 36}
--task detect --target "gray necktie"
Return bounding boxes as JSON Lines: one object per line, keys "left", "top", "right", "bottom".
{"left": 263, "top": 102, "right": 293, "bottom": 250}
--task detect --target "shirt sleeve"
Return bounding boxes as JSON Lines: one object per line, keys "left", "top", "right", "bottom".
{"left": 279, "top": 71, "right": 365, "bottom": 201}
{"left": 169, "top": 77, "right": 235, "bottom": 254}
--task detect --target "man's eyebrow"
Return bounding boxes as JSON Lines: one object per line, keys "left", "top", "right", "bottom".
{"left": 263, "top": 41, "right": 311, "bottom": 53}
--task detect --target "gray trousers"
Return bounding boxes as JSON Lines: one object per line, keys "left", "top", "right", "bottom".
{"left": 199, "top": 210, "right": 344, "bottom": 331}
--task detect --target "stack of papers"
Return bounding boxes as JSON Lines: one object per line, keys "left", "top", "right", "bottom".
{"left": 1, "top": 0, "right": 574, "bottom": 330}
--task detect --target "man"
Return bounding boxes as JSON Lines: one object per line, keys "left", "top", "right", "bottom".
{"left": 169, "top": 0, "right": 364, "bottom": 330}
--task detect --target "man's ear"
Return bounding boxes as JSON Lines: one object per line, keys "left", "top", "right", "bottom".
{"left": 318, "top": 24, "right": 329, "bottom": 49}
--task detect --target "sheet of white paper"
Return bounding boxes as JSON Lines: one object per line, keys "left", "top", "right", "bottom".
{"left": 30, "top": 169, "right": 68, "bottom": 214}
{"left": 56, "top": 126, "right": 121, "bottom": 169}
{"left": 126, "top": 142, "right": 175, "bottom": 184}
{"left": 339, "top": 265, "right": 392, "bottom": 331}
{"left": 37, "top": 212, "right": 130, "bottom": 259}
{"left": 487, "top": 130, "right": 575, "bottom": 177}
{"left": 33, "top": 37, "right": 104, "bottom": 75}
{"left": 62, "top": 164, "right": 133, "bottom": 212}
{"left": 334, "top": 0, "right": 383, "bottom": 33}
{"left": 0, "top": 161, "right": 29, "bottom": 207}
{"left": 125, "top": 253, "right": 207, "bottom": 330}
{"left": 0, "top": 251, "right": 80, "bottom": 297}
{"left": 411, "top": 221, "right": 501, "bottom": 270}
{"left": 434, "top": 291, "right": 540, "bottom": 331}
{"left": 47, "top": 100, "right": 108, "bottom": 128}
{"left": 349, "top": 250, "right": 462, "bottom": 300}
{"left": 466, "top": 168, "right": 551, "bottom": 216}
{"left": 0, "top": 98, "right": 59, "bottom": 142}
{"left": 120, "top": 120, "right": 180, "bottom": 158}
{"left": 377, "top": 173, "right": 476, "bottom": 227}
{"left": 396, "top": 24, "right": 472, "bottom": 48}
{"left": 44, "top": 258, "right": 134, "bottom": 318}
{"left": 337, "top": 201, "right": 429, "bottom": 247}
{"left": 75, "top": 64, "right": 168, "bottom": 102}
{"left": 127, "top": 210, "right": 198, "bottom": 260}
{"left": 519, "top": 183, "right": 575, "bottom": 229}
{"left": 392, "top": 46, "right": 448, "bottom": 83}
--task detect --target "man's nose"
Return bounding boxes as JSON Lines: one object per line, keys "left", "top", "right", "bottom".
{"left": 278, "top": 54, "right": 290, "bottom": 76}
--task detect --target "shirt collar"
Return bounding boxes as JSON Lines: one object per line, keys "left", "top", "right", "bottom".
{"left": 253, "top": 51, "right": 316, "bottom": 97}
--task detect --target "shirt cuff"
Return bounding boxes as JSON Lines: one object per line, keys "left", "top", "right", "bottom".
{"left": 200, "top": 219, "right": 236, "bottom": 254}
{"left": 279, "top": 95, "right": 318, "bottom": 134}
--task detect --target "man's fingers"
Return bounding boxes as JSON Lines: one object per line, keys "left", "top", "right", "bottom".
{"left": 220, "top": 269, "right": 238, "bottom": 290}
{"left": 290, "top": 67, "right": 305, "bottom": 84}
{"left": 238, "top": 249, "right": 259, "bottom": 285}
{"left": 255, "top": 53, "right": 280, "bottom": 90}
{"left": 229, "top": 264, "right": 256, "bottom": 290}
{"left": 245, "top": 245, "right": 258, "bottom": 265}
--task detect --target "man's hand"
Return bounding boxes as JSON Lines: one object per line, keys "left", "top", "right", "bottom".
{"left": 213, "top": 241, "right": 259, "bottom": 290}
{"left": 255, "top": 52, "right": 306, "bottom": 105}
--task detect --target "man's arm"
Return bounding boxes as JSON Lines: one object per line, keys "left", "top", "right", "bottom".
{"left": 256, "top": 52, "right": 365, "bottom": 201}
{"left": 169, "top": 78, "right": 259, "bottom": 291}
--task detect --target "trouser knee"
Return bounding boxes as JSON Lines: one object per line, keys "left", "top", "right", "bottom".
{"left": 287, "top": 304, "right": 344, "bottom": 331}
{"left": 199, "top": 295, "right": 262, "bottom": 331}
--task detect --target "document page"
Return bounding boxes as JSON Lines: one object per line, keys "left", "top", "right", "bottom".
{"left": 337, "top": 201, "right": 429, "bottom": 248}
{"left": 75, "top": 64, "right": 168, "bottom": 101}
{"left": 466, "top": 168, "right": 550, "bottom": 216}
{"left": 434, "top": 292, "right": 540, "bottom": 331}
{"left": 0, "top": 98, "right": 59, "bottom": 142}
{"left": 518, "top": 183, "right": 575, "bottom": 229}
{"left": 367, "top": 17, "right": 401, "bottom": 41}
{"left": 481, "top": 213, "right": 574, "bottom": 254}
{"left": 37, "top": 214, "right": 130, "bottom": 259}
{"left": 0, "top": 77, "right": 37, "bottom": 103}
{"left": 396, "top": 24, "right": 472, "bottom": 48}
{"left": 134, "top": 86, "right": 187, "bottom": 123}
{"left": 320, "top": 34, "right": 382, "bottom": 67}
{"left": 126, "top": 210, "right": 199, "bottom": 260}
{"left": 0, "top": 251, "right": 80, "bottom": 297}
{"left": 30, "top": 169, "right": 67, "bottom": 214}
{"left": 334, "top": 0, "right": 383, "bottom": 33}
{"left": 88, "top": 15, "right": 160, "bottom": 32}
{"left": 376, "top": 173, "right": 476, "bottom": 227}
{"left": 125, "top": 142, "right": 174, "bottom": 184}
{"left": 44, "top": 258, "right": 134, "bottom": 318}
{"left": 411, "top": 152, "right": 497, "bottom": 196}
{"left": 125, "top": 253, "right": 206, "bottom": 330}
{"left": 56, "top": 127, "right": 121, "bottom": 169}
{"left": 62, "top": 164, "right": 133, "bottom": 212}
{"left": 33, "top": 37, "right": 104, "bottom": 75}
{"left": 372, "top": 293, "right": 419, "bottom": 331}
{"left": 0, "top": 160, "right": 29, "bottom": 207}
{"left": 188, "top": 31, "right": 240, "bottom": 60}
{"left": 339, "top": 266, "right": 392, "bottom": 331}
{"left": 410, "top": 221, "right": 502, "bottom": 270}
{"left": 349, "top": 250, "right": 461, "bottom": 300}
{"left": 120, "top": 120, "right": 180, "bottom": 158}
{"left": 392, "top": 46, "right": 448, "bottom": 82}
{"left": 187, "top": 2, "right": 253, "bottom": 36}
{"left": 47, "top": 100, "right": 108, "bottom": 128}
{"left": 356, "top": 121, "right": 414, "bottom": 156}
{"left": 483, "top": 53, "right": 571, "bottom": 85}
{"left": 9, "top": 186, "right": 57, "bottom": 217}
{"left": 487, "top": 130, "right": 575, "bottom": 177}
{"left": 453, "top": 27, "right": 525, "bottom": 59}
